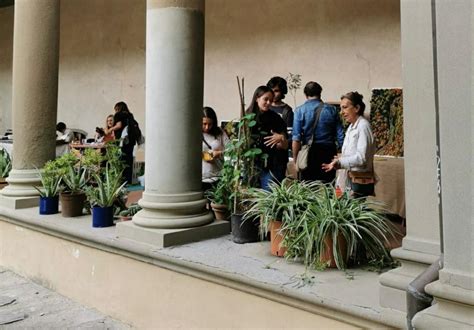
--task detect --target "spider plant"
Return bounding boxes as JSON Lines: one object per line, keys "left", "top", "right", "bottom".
{"left": 244, "top": 178, "right": 319, "bottom": 239}
{"left": 297, "top": 183, "right": 397, "bottom": 270}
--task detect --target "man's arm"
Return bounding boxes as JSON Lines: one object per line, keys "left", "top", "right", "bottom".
{"left": 292, "top": 140, "right": 301, "bottom": 160}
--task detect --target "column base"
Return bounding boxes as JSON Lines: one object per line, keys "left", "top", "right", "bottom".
{"left": 0, "top": 169, "right": 41, "bottom": 198}
{"left": 379, "top": 246, "right": 439, "bottom": 312}
{"left": 116, "top": 220, "right": 230, "bottom": 248}
{"left": 0, "top": 195, "right": 39, "bottom": 209}
{"left": 412, "top": 279, "right": 474, "bottom": 328}
{"left": 133, "top": 191, "right": 214, "bottom": 229}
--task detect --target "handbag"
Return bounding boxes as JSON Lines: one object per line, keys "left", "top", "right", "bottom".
{"left": 348, "top": 170, "right": 376, "bottom": 184}
{"left": 296, "top": 102, "right": 324, "bottom": 170}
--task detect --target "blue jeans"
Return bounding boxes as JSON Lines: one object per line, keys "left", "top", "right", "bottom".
{"left": 260, "top": 168, "right": 286, "bottom": 191}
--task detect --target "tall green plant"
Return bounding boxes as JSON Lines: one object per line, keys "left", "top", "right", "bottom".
{"left": 224, "top": 113, "right": 262, "bottom": 214}
{"left": 62, "top": 165, "right": 88, "bottom": 194}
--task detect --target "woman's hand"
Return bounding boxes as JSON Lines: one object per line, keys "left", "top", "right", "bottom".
{"left": 322, "top": 156, "right": 340, "bottom": 172}
{"left": 264, "top": 131, "right": 286, "bottom": 149}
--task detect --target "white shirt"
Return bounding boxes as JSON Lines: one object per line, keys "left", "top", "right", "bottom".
{"left": 339, "top": 116, "right": 375, "bottom": 172}
{"left": 202, "top": 132, "right": 229, "bottom": 182}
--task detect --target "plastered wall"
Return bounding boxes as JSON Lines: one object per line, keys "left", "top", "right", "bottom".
{"left": 0, "top": 0, "right": 401, "bottom": 135}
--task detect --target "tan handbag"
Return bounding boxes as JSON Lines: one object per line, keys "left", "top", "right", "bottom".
{"left": 348, "top": 171, "right": 376, "bottom": 184}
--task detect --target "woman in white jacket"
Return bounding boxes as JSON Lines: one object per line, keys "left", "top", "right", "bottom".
{"left": 322, "top": 92, "right": 376, "bottom": 197}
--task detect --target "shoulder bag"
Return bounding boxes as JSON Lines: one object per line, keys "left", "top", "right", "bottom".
{"left": 296, "top": 102, "right": 324, "bottom": 171}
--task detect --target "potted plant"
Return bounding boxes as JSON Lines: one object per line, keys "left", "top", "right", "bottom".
{"left": 86, "top": 164, "right": 127, "bottom": 227}
{"left": 60, "top": 164, "right": 88, "bottom": 217}
{"left": 225, "top": 113, "right": 263, "bottom": 243}
{"left": 284, "top": 183, "right": 397, "bottom": 270}
{"left": 34, "top": 161, "right": 62, "bottom": 215}
{"left": 0, "top": 148, "right": 12, "bottom": 189}
{"left": 204, "top": 165, "right": 232, "bottom": 221}
{"left": 118, "top": 203, "right": 142, "bottom": 221}
{"left": 245, "top": 178, "right": 318, "bottom": 257}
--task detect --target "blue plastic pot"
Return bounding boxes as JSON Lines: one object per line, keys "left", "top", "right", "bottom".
{"left": 92, "top": 206, "right": 114, "bottom": 228}
{"left": 39, "top": 196, "right": 59, "bottom": 215}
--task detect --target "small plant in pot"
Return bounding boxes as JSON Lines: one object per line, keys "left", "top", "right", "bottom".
{"left": 0, "top": 148, "right": 12, "bottom": 189}
{"left": 118, "top": 203, "right": 142, "bottom": 221}
{"left": 60, "top": 165, "right": 88, "bottom": 217}
{"left": 86, "top": 164, "right": 127, "bottom": 227}
{"left": 204, "top": 168, "right": 232, "bottom": 221}
{"left": 34, "top": 161, "right": 62, "bottom": 215}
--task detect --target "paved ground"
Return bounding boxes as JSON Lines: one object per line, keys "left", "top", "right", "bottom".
{"left": 0, "top": 267, "right": 130, "bottom": 329}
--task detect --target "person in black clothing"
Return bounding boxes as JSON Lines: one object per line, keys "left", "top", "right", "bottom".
{"left": 267, "top": 76, "right": 294, "bottom": 130}
{"left": 105, "top": 101, "right": 136, "bottom": 184}
{"left": 246, "top": 86, "right": 289, "bottom": 191}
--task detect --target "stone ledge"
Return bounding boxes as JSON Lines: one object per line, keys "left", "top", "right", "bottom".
{"left": 0, "top": 206, "right": 401, "bottom": 328}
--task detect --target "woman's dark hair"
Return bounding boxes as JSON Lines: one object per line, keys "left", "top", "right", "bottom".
{"left": 267, "top": 76, "right": 288, "bottom": 99}
{"left": 203, "top": 106, "right": 222, "bottom": 138}
{"left": 114, "top": 101, "right": 130, "bottom": 113}
{"left": 341, "top": 91, "right": 366, "bottom": 116}
{"left": 303, "top": 81, "right": 323, "bottom": 98}
{"left": 246, "top": 86, "right": 274, "bottom": 118}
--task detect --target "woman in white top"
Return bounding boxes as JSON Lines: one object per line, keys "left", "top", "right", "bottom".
{"left": 322, "top": 92, "right": 376, "bottom": 197}
{"left": 202, "top": 107, "right": 229, "bottom": 190}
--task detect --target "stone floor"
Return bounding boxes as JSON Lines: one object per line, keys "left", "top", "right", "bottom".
{"left": 0, "top": 267, "right": 130, "bottom": 329}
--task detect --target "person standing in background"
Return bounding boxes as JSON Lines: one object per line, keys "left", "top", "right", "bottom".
{"left": 292, "top": 81, "right": 344, "bottom": 184}
{"left": 322, "top": 91, "right": 376, "bottom": 197}
{"left": 104, "top": 101, "right": 136, "bottom": 184}
{"left": 202, "top": 107, "right": 229, "bottom": 191}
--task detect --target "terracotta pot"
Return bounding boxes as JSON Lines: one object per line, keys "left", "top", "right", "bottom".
{"left": 210, "top": 202, "right": 229, "bottom": 221}
{"left": 320, "top": 233, "right": 348, "bottom": 268}
{"left": 270, "top": 221, "right": 287, "bottom": 257}
{"left": 60, "top": 192, "right": 86, "bottom": 217}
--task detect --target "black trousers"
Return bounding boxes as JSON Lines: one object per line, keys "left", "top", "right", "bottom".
{"left": 121, "top": 143, "right": 134, "bottom": 185}
{"left": 301, "top": 143, "right": 337, "bottom": 184}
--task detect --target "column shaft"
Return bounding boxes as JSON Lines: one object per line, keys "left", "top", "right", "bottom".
{"left": 413, "top": 0, "right": 474, "bottom": 326}
{"left": 133, "top": 0, "right": 212, "bottom": 228}
{"left": 1, "top": 0, "right": 59, "bottom": 198}
{"left": 378, "top": 0, "right": 441, "bottom": 319}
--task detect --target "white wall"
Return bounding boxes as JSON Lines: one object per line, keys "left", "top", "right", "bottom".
{"left": 0, "top": 0, "right": 401, "bottom": 135}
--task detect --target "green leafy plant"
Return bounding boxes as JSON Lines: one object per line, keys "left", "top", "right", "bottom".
{"left": 287, "top": 183, "right": 398, "bottom": 270}
{"left": 62, "top": 165, "right": 88, "bottom": 194}
{"left": 0, "top": 148, "right": 12, "bottom": 178}
{"left": 34, "top": 161, "right": 62, "bottom": 197}
{"left": 223, "top": 113, "right": 262, "bottom": 214}
{"left": 86, "top": 164, "right": 127, "bottom": 208}
{"left": 244, "top": 178, "right": 319, "bottom": 239}
{"left": 119, "top": 203, "right": 142, "bottom": 217}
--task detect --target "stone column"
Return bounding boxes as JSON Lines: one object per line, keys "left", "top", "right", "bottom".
{"left": 412, "top": 0, "right": 474, "bottom": 327}
{"left": 378, "top": 0, "right": 441, "bottom": 323}
{"left": 117, "top": 0, "right": 228, "bottom": 247}
{"left": 0, "top": 0, "right": 60, "bottom": 209}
